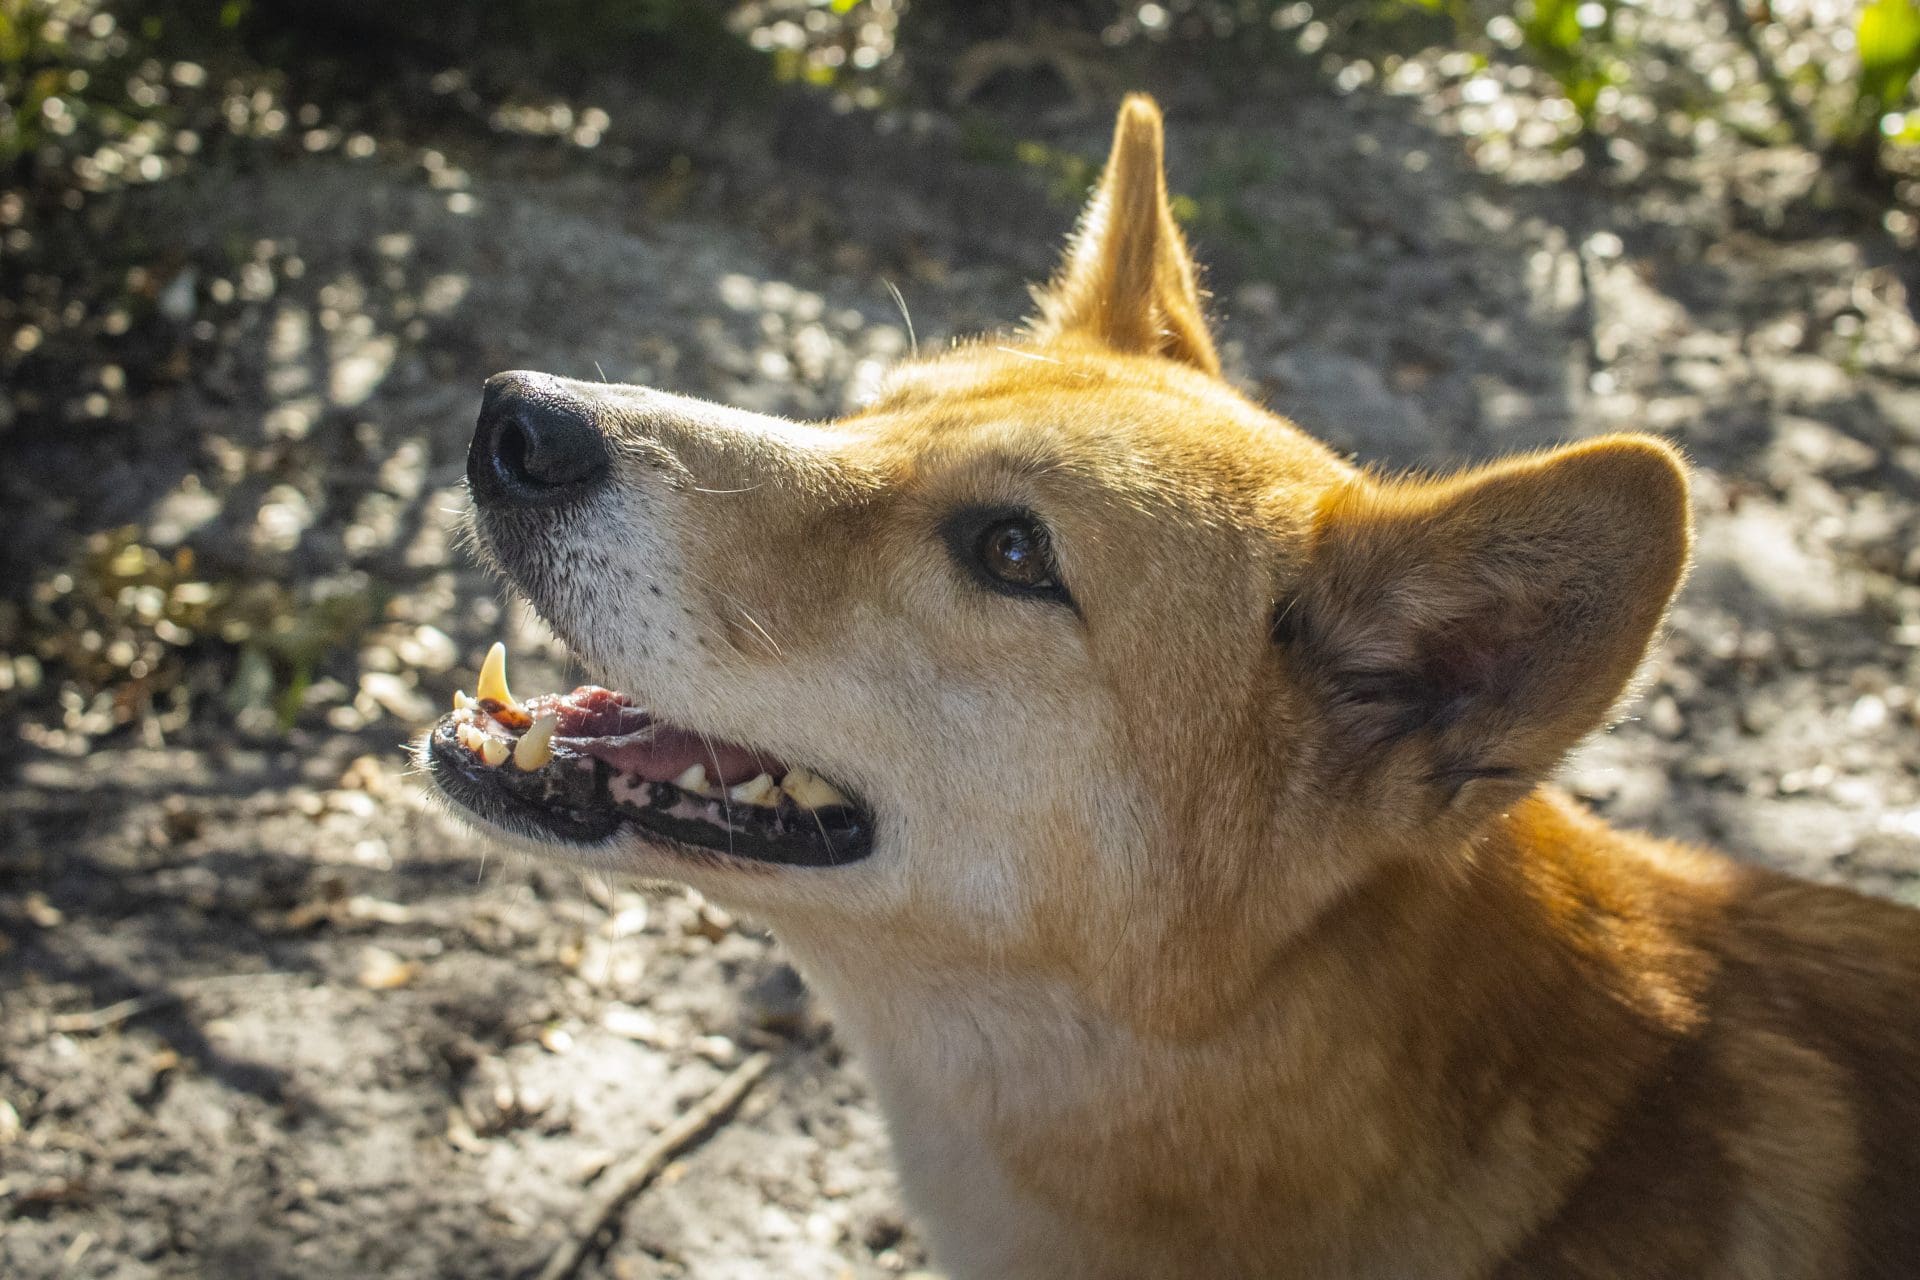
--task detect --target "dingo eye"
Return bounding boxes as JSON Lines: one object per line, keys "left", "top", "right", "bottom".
{"left": 943, "top": 506, "right": 1070, "bottom": 606}
{"left": 979, "top": 518, "right": 1055, "bottom": 590}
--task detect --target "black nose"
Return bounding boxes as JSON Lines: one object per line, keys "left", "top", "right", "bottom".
{"left": 468, "top": 372, "right": 611, "bottom": 507}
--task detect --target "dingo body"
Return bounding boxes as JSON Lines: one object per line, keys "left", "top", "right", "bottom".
{"left": 427, "top": 96, "right": 1920, "bottom": 1279}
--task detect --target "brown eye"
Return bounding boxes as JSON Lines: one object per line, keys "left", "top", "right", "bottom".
{"left": 942, "top": 505, "right": 1072, "bottom": 607}
{"left": 977, "top": 518, "right": 1056, "bottom": 591}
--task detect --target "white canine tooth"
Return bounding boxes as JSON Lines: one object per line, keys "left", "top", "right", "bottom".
{"left": 479, "top": 736, "right": 510, "bottom": 768}
{"left": 453, "top": 689, "right": 473, "bottom": 711}
{"left": 727, "top": 772, "right": 777, "bottom": 806}
{"left": 672, "top": 764, "right": 709, "bottom": 793}
{"left": 514, "top": 714, "right": 556, "bottom": 772}
{"left": 781, "top": 767, "right": 850, "bottom": 811}
{"left": 477, "top": 641, "right": 517, "bottom": 708}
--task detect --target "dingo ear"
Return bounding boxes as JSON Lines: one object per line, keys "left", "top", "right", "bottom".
{"left": 1275, "top": 437, "right": 1691, "bottom": 823}
{"left": 1030, "top": 94, "right": 1220, "bottom": 374}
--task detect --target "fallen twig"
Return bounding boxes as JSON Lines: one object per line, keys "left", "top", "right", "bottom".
{"left": 47, "top": 973, "right": 294, "bottom": 1035}
{"left": 535, "top": 1049, "right": 776, "bottom": 1280}
{"left": 49, "top": 992, "right": 182, "bottom": 1034}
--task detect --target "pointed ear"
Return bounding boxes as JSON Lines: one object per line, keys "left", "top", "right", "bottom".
{"left": 1275, "top": 437, "right": 1692, "bottom": 824}
{"left": 1029, "top": 94, "right": 1220, "bottom": 374}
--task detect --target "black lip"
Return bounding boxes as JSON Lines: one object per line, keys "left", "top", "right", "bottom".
{"left": 425, "top": 719, "right": 875, "bottom": 868}
{"left": 427, "top": 724, "right": 626, "bottom": 845}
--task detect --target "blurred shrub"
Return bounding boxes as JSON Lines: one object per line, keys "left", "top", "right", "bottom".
{"left": 9, "top": 526, "right": 380, "bottom": 741}
{"left": 1388, "top": 0, "right": 1916, "bottom": 176}
{"left": 2, "top": 0, "right": 765, "bottom": 193}
{"left": 1857, "top": 0, "right": 1920, "bottom": 120}
{"left": 0, "top": 1, "right": 228, "bottom": 173}
{"left": 1401, "top": 0, "right": 1620, "bottom": 127}
{"left": 1509, "top": 0, "right": 1618, "bottom": 127}
{"left": 1853, "top": 0, "right": 1920, "bottom": 152}
{"left": 221, "top": 0, "right": 762, "bottom": 93}
{"left": 910, "top": 0, "right": 1915, "bottom": 180}
{"left": 732, "top": 0, "right": 901, "bottom": 92}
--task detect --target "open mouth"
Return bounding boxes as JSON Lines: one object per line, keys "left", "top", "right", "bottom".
{"left": 425, "top": 643, "right": 874, "bottom": 868}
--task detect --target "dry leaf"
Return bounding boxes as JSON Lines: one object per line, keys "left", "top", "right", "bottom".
{"left": 356, "top": 947, "right": 419, "bottom": 990}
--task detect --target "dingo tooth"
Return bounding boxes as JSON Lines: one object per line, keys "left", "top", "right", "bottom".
{"left": 781, "top": 767, "right": 850, "bottom": 811}
{"left": 779, "top": 766, "right": 816, "bottom": 804}
{"left": 673, "top": 764, "right": 709, "bottom": 793}
{"left": 479, "top": 736, "right": 510, "bottom": 768}
{"left": 477, "top": 642, "right": 516, "bottom": 709}
{"left": 728, "top": 772, "right": 777, "bottom": 806}
{"left": 514, "top": 714, "right": 556, "bottom": 771}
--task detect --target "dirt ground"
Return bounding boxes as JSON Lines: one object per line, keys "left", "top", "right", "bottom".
{"left": 4, "top": 8, "right": 1920, "bottom": 1278}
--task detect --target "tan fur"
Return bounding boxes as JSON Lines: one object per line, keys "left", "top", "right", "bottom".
{"left": 451, "top": 95, "right": 1920, "bottom": 1278}
{"left": 1030, "top": 97, "right": 1220, "bottom": 373}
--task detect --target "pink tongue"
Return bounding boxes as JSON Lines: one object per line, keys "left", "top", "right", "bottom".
{"left": 535, "top": 687, "right": 779, "bottom": 785}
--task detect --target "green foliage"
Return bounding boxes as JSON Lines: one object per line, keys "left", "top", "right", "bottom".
{"left": 1514, "top": 0, "right": 1618, "bottom": 124}
{"left": 1858, "top": 0, "right": 1920, "bottom": 110}
{"left": 1390, "top": 0, "right": 1619, "bottom": 127}
{"left": 1853, "top": 0, "right": 1920, "bottom": 142}
{"left": 1379, "top": 0, "right": 1914, "bottom": 175}
{"left": 3, "top": 1, "right": 135, "bottom": 167}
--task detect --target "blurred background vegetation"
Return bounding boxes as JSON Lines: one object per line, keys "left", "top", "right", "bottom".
{"left": 1, "top": 0, "right": 1915, "bottom": 752}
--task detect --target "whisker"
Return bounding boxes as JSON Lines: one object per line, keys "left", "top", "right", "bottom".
{"left": 885, "top": 279, "right": 918, "bottom": 358}
{"left": 671, "top": 566, "right": 755, "bottom": 652}
{"left": 697, "top": 728, "right": 738, "bottom": 861}
{"left": 733, "top": 606, "right": 784, "bottom": 658}
{"left": 993, "top": 345, "right": 1063, "bottom": 366}
{"left": 672, "top": 565, "right": 782, "bottom": 659}
{"left": 807, "top": 803, "right": 837, "bottom": 866}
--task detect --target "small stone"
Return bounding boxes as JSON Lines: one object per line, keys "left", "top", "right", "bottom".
{"left": 602, "top": 1005, "right": 664, "bottom": 1045}
{"left": 687, "top": 898, "right": 734, "bottom": 944}
{"left": 1645, "top": 694, "right": 1685, "bottom": 740}
{"left": 160, "top": 797, "right": 203, "bottom": 842}
{"left": 1848, "top": 694, "right": 1889, "bottom": 733}
{"left": 693, "top": 1034, "right": 739, "bottom": 1066}
{"left": 860, "top": 1214, "right": 906, "bottom": 1252}
{"left": 744, "top": 962, "right": 814, "bottom": 1038}
{"left": 356, "top": 947, "right": 418, "bottom": 990}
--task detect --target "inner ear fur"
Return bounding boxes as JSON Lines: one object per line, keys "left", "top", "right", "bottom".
{"left": 1029, "top": 94, "right": 1220, "bottom": 374}
{"left": 1276, "top": 437, "right": 1692, "bottom": 817}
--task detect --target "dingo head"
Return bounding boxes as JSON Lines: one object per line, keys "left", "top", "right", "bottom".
{"left": 426, "top": 95, "right": 1689, "bottom": 1032}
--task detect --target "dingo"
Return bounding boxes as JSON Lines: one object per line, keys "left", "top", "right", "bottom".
{"left": 426, "top": 95, "right": 1920, "bottom": 1279}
